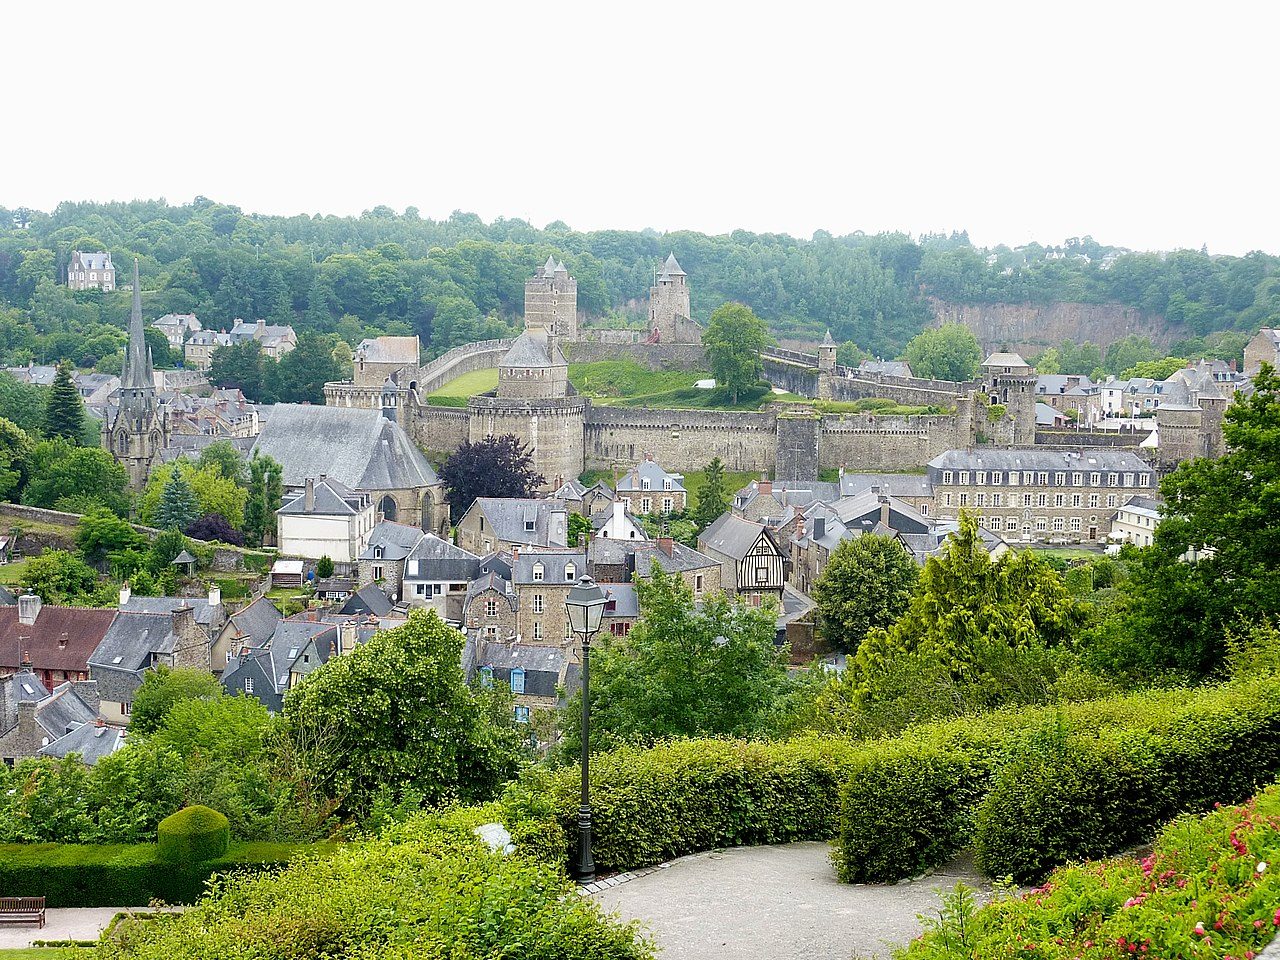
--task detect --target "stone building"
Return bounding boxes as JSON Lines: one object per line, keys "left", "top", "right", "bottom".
{"left": 463, "top": 559, "right": 519, "bottom": 642}
{"left": 927, "top": 448, "right": 1156, "bottom": 543}
{"left": 104, "top": 260, "right": 170, "bottom": 490}
{"left": 152, "top": 313, "right": 202, "bottom": 350}
{"left": 0, "top": 595, "right": 116, "bottom": 690}
{"left": 0, "top": 668, "right": 102, "bottom": 766}
{"left": 67, "top": 250, "right": 115, "bottom": 291}
{"left": 456, "top": 498, "right": 570, "bottom": 555}
{"left": 1245, "top": 329, "right": 1279, "bottom": 377}
{"left": 615, "top": 456, "right": 687, "bottom": 514}
{"left": 982, "top": 352, "right": 1038, "bottom": 446}
{"left": 184, "top": 329, "right": 231, "bottom": 370}
{"left": 354, "top": 336, "right": 421, "bottom": 388}
{"left": 510, "top": 549, "right": 587, "bottom": 645}
{"left": 648, "top": 254, "right": 701, "bottom": 343}
{"left": 525, "top": 256, "right": 578, "bottom": 342}
{"left": 698, "top": 514, "right": 789, "bottom": 606}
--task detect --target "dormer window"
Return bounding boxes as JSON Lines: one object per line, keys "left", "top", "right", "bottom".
{"left": 532, "top": 562, "right": 544, "bottom": 582}
{"left": 524, "top": 520, "right": 535, "bottom": 532}
{"left": 374, "top": 547, "right": 383, "bottom": 560}
{"left": 565, "top": 563, "right": 576, "bottom": 582}
{"left": 663, "top": 478, "right": 672, "bottom": 490}
{"left": 641, "top": 478, "right": 651, "bottom": 490}
{"left": 510, "top": 668, "right": 525, "bottom": 694}
{"left": 480, "top": 666, "right": 493, "bottom": 688}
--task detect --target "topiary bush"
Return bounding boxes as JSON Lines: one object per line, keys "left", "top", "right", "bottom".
{"left": 157, "top": 805, "right": 231, "bottom": 863}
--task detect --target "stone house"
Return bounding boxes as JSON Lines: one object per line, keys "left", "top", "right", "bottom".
{"left": 476, "top": 640, "right": 568, "bottom": 723}
{"left": 926, "top": 448, "right": 1157, "bottom": 543}
{"left": 511, "top": 549, "right": 587, "bottom": 645}
{"left": 67, "top": 250, "right": 115, "bottom": 291}
{"left": 354, "top": 336, "right": 421, "bottom": 388}
{"left": 1036, "top": 374, "right": 1101, "bottom": 422}
{"left": 615, "top": 457, "right": 687, "bottom": 515}
{"left": 277, "top": 477, "right": 376, "bottom": 562}
{"left": 589, "top": 537, "right": 723, "bottom": 599}
{"left": 463, "top": 562, "right": 519, "bottom": 643}
{"left": 357, "top": 521, "right": 427, "bottom": 596}
{"left": 38, "top": 718, "right": 127, "bottom": 765}
{"left": 550, "top": 479, "right": 615, "bottom": 518}
{"left": 401, "top": 535, "right": 481, "bottom": 619}
{"left": 221, "top": 619, "right": 339, "bottom": 713}
{"left": 0, "top": 668, "right": 102, "bottom": 766}
{"left": 212, "top": 596, "right": 282, "bottom": 674}
{"left": 455, "top": 498, "right": 570, "bottom": 555}
{"left": 339, "top": 584, "right": 396, "bottom": 618}
{"left": 1109, "top": 494, "right": 1161, "bottom": 549}
{"left": 151, "top": 313, "right": 202, "bottom": 350}
{"left": 698, "top": 515, "right": 789, "bottom": 607}
{"left": 228, "top": 319, "right": 298, "bottom": 359}
{"left": 1245, "top": 329, "right": 1280, "bottom": 377}
{"left": 0, "top": 596, "right": 116, "bottom": 690}
{"left": 592, "top": 499, "right": 647, "bottom": 541}
{"left": 184, "top": 329, "right": 232, "bottom": 370}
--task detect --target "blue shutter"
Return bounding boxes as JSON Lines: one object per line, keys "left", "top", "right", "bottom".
{"left": 511, "top": 668, "right": 526, "bottom": 694}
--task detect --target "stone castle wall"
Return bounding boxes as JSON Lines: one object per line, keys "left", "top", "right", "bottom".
{"left": 413, "top": 405, "right": 470, "bottom": 458}
{"left": 416, "top": 339, "right": 513, "bottom": 395}
{"left": 584, "top": 406, "right": 778, "bottom": 473}
{"left": 470, "top": 395, "right": 587, "bottom": 491}
{"left": 818, "top": 413, "right": 968, "bottom": 472}
{"left": 565, "top": 341, "right": 706, "bottom": 370}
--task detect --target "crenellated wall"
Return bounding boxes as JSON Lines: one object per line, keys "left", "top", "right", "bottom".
{"left": 818, "top": 413, "right": 969, "bottom": 472}
{"left": 413, "top": 405, "right": 469, "bottom": 459}
{"left": 584, "top": 405, "right": 778, "bottom": 473}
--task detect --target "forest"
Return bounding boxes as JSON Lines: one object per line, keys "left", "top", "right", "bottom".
{"left": 2, "top": 200, "right": 1278, "bottom": 372}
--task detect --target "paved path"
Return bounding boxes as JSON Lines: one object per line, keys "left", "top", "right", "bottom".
{"left": 0, "top": 907, "right": 163, "bottom": 948}
{"left": 593, "top": 842, "right": 986, "bottom": 960}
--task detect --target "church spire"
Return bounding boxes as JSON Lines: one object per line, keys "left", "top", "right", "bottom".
{"left": 123, "top": 258, "right": 153, "bottom": 389}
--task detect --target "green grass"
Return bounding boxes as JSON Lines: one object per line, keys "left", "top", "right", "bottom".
{"left": 0, "top": 558, "right": 30, "bottom": 585}
{"left": 1023, "top": 546, "right": 1104, "bottom": 561}
{"left": 0, "top": 950, "right": 85, "bottom": 958}
{"left": 427, "top": 367, "right": 498, "bottom": 399}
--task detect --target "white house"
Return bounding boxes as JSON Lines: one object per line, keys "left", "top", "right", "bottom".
{"left": 594, "top": 499, "right": 647, "bottom": 541}
{"left": 277, "top": 477, "right": 376, "bottom": 562}
{"left": 1109, "top": 495, "right": 1161, "bottom": 549}
{"left": 401, "top": 534, "right": 481, "bottom": 620}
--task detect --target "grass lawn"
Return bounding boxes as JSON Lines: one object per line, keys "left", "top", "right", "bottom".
{"left": 0, "top": 950, "right": 85, "bottom": 958}
{"left": 0, "top": 558, "right": 30, "bottom": 585}
{"left": 1023, "top": 546, "right": 1105, "bottom": 562}
{"left": 428, "top": 367, "right": 498, "bottom": 400}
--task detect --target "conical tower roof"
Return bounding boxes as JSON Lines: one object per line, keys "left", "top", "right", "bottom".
{"left": 821, "top": 329, "right": 836, "bottom": 346}
{"left": 659, "top": 253, "right": 686, "bottom": 278}
{"left": 122, "top": 259, "right": 154, "bottom": 390}
{"left": 542, "top": 255, "right": 558, "bottom": 276}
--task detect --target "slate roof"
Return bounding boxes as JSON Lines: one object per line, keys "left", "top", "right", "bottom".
{"left": 501, "top": 331, "right": 566, "bottom": 369}
{"left": 39, "top": 721, "right": 127, "bottom": 764}
{"left": 734, "top": 479, "right": 838, "bottom": 512}
{"left": 405, "top": 535, "right": 481, "bottom": 582}
{"left": 34, "top": 682, "right": 97, "bottom": 738}
{"left": 466, "top": 570, "right": 518, "bottom": 612}
{"left": 830, "top": 491, "right": 932, "bottom": 535}
{"left": 89, "top": 611, "right": 176, "bottom": 674}
{"left": 356, "top": 336, "right": 420, "bottom": 365}
{"left": 359, "top": 521, "right": 425, "bottom": 561}
{"left": 224, "top": 597, "right": 282, "bottom": 646}
{"left": 928, "top": 448, "right": 1153, "bottom": 473}
{"left": 252, "top": 404, "right": 439, "bottom": 492}
{"left": 659, "top": 253, "right": 686, "bottom": 278}
{"left": 477, "top": 642, "right": 565, "bottom": 698}
{"left": 1036, "top": 374, "right": 1096, "bottom": 396}
{"left": 1036, "top": 402, "right": 1067, "bottom": 425}
{"left": 1119, "top": 495, "right": 1162, "bottom": 517}
{"left": 551, "top": 479, "right": 587, "bottom": 502}
{"left": 0, "top": 605, "right": 118, "bottom": 674}
{"left": 279, "top": 477, "right": 368, "bottom": 516}
{"left": 73, "top": 251, "right": 112, "bottom": 271}
{"left": 119, "top": 596, "right": 220, "bottom": 628}
{"left": 1, "top": 669, "right": 49, "bottom": 729}
{"left": 602, "top": 582, "right": 639, "bottom": 618}
{"left": 619, "top": 540, "right": 720, "bottom": 577}
{"left": 467, "top": 498, "right": 568, "bottom": 547}
{"left": 699, "top": 513, "right": 773, "bottom": 561}
{"left": 838, "top": 472, "right": 934, "bottom": 499}
{"left": 617, "top": 460, "right": 686, "bottom": 494}
{"left": 858, "top": 359, "right": 913, "bottom": 378}
{"left": 983, "top": 352, "right": 1032, "bottom": 370}
{"left": 513, "top": 550, "right": 586, "bottom": 586}
{"left": 340, "top": 584, "right": 394, "bottom": 617}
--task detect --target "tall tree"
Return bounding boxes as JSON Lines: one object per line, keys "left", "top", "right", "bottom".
{"left": 901, "top": 323, "right": 983, "bottom": 381}
{"left": 44, "top": 362, "right": 86, "bottom": 443}
{"left": 21, "top": 440, "right": 130, "bottom": 516}
{"left": 209, "top": 341, "right": 265, "bottom": 399}
{"left": 693, "top": 457, "right": 730, "bottom": 528}
{"left": 440, "top": 434, "right": 544, "bottom": 522}
{"left": 196, "top": 441, "right": 248, "bottom": 485}
{"left": 155, "top": 469, "right": 199, "bottom": 531}
{"left": 274, "top": 333, "right": 342, "bottom": 404}
{"left": 283, "top": 609, "right": 522, "bottom": 813}
{"left": 702, "top": 303, "right": 770, "bottom": 404}
{"left": 812, "top": 533, "right": 919, "bottom": 652}
{"left": 0, "top": 417, "right": 33, "bottom": 501}
{"left": 244, "top": 453, "right": 284, "bottom": 546}
{"left": 129, "top": 666, "right": 225, "bottom": 735}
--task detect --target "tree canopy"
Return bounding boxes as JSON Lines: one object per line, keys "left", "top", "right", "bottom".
{"left": 812, "top": 533, "right": 919, "bottom": 652}
{"left": 702, "top": 303, "right": 771, "bottom": 404}
{"left": 440, "top": 433, "right": 544, "bottom": 522}
{"left": 902, "top": 323, "right": 983, "bottom": 381}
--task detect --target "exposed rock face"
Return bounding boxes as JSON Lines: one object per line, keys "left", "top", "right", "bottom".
{"left": 929, "top": 298, "right": 1178, "bottom": 353}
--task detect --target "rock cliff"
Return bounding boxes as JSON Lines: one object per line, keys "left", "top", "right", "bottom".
{"left": 929, "top": 298, "right": 1179, "bottom": 353}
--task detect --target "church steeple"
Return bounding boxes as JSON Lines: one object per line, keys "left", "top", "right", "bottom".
{"left": 106, "top": 258, "right": 168, "bottom": 490}
{"left": 122, "top": 258, "right": 154, "bottom": 390}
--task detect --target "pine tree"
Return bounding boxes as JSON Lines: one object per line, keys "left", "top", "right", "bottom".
{"left": 694, "top": 457, "right": 730, "bottom": 528}
{"left": 244, "top": 453, "right": 284, "bottom": 546}
{"left": 155, "top": 469, "right": 198, "bottom": 531}
{"left": 44, "top": 362, "right": 86, "bottom": 443}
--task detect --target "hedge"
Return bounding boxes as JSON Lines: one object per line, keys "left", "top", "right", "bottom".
{"left": 547, "top": 737, "right": 861, "bottom": 872}
{"left": 974, "top": 676, "right": 1280, "bottom": 881}
{"left": 157, "top": 805, "right": 230, "bottom": 863}
{"left": 0, "top": 841, "right": 334, "bottom": 907}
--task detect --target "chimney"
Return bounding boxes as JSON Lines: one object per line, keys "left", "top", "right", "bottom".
{"left": 879, "top": 496, "right": 891, "bottom": 529}
{"left": 838, "top": 464, "right": 845, "bottom": 479}
{"left": 18, "top": 593, "right": 41, "bottom": 626}
{"left": 549, "top": 507, "right": 569, "bottom": 547}
{"left": 813, "top": 517, "right": 826, "bottom": 541}
{"left": 16, "top": 700, "right": 38, "bottom": 747}
{"left": 796, "top": 517, "right": 806, "bottom": 539}
{"left": 304, "top": 478, "right": 315, "bottom": 512}
{"left": 208, "top": 583, "right": 221, "bottom": 608}
{"left": 73, "top": 679, "right": 101, "bottom": 715}
{"left": 658, "top": 536, "right": 674, "bottom": 557}
{"left": 612, "top": 499, "right": 627, "bottom": 530}
{"left": 339, "top": 620, "right": 358, "bottom": 655}
{"left": 171, "top": 603, "right": 208, "bottom": 671}
{"left": 119, "top": 582, "right": 132, "bottom": 607}
{"left": 1230, "top": 358, "right": 1238, "bottom": 372}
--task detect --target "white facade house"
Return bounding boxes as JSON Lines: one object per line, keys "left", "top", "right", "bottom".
{"left": 1109, "top": 495, "right": 1161, "bottom": 548}
{"left": 277, "top": 477, "right": 375, "bottom": 562}
{"left": 595, "top": 499, "right": 647, "bottom": 541}
{"left": 400, "top": 534, "right": 481, "bottom": 619}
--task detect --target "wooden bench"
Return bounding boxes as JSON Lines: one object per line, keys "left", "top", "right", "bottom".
{"left": 0, "top": 896, "right": 45, "bottom": 927}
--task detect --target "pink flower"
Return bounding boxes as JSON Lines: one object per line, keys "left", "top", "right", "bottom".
{"left": 1194, "top": 922, "right": 1206, "bottom": 936}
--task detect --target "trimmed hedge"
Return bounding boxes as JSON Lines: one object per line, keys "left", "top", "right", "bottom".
{"left": 157, "top": 805, "right": 230, "bottom": 863}
{"left": 548, "top": 738, "right": 861, "bottom": 872}
{"left": 0, "top": 841, "right": 332, "bottom": 907}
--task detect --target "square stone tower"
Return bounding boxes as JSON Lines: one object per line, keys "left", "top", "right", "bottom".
{"left": 524, "top": 256, "right": 578, "bottom": 341}
{"left": 648, "top": 253, "right": 693, "bottom": 342}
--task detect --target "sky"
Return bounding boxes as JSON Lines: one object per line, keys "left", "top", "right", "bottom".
{"left": 5, "top": 1, "right": 1278, "bottom": 255}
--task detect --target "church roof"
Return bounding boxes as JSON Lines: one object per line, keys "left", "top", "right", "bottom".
{"left": 659, "top": 253, "right": 686, "bottom": 278}
{"left": 121, "top": 259, "right": 154, "bottom": 391}
{"left": 251, "top": 404, "right": 439, "bottom": 492}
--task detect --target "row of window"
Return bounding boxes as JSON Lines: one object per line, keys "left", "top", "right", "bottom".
{"left": 943, "top": 492, "right": 1120, "bottom": 509}
{"left": 634, "top": 497, "right": 676, "bottom": 513}
{"left": 942, "top": 515, "right": 1094, "bottom": 534}
{"left": 530, "top": 562, "right": 576, "bottom": 583}
{"left": 480, "top": 666, "right": 526, "bottom": 693}
{"left": 939, "top": 469, "right": 1151, "bottom": 488}
{"left": 635, "top": 478, "right": 675, "bottom": 491}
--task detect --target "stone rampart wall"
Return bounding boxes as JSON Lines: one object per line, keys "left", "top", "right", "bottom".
{"left": 584, "top": 406, "right": 777, "bottom": 473}
{"left": 817, "top": 414, "right": 965, "bottom": 472}
{"left": 565, "top": 342, "right": 706, "bottom": 371}
{"left": 416, "top": 339, "right": 513, "bottom": 394}
{"left": 413, "top": 405, "right": 469, "bottom": 458}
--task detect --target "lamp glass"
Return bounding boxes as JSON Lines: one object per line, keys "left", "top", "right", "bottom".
{"left": 565, "top": 577, "right": 607, "bottom": 635}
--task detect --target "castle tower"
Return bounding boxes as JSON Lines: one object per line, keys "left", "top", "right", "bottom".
{"left": 104, "top": 259, "right": 168, "bottom": 490}
{"left": 649, "top": 253, "right": 696, "bottom": 343}
{"left": 981, "top": 352, "right": 1037, "bottom": 446}
{"left": 524, "top": 255, "right": 578, "bottom": 342}
{"left": 818, "top": 330, "right": 837, "bottom": 372}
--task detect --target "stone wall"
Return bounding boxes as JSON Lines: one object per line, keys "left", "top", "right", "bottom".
{"left": 817, "top": 414, "right": 967, "bottom": 472}
{"left": 775, "top": 412, "right": 821, "bottom": 481}
{"left": 929, "top": 298, "right": 1176, "bottom": 353}
{"left": 564, "top": 341, "right": 706, "bottom": 371}
{"left": 470, "top": 396, "right": 587, "bottom": 491}
{"left": 415, "top": 339, "right": 513, "bottom": 395}
{"left": 1033, "top": 429, "right": 1148, "bottom": 450}
{"left": 825, "top": 372, "right": 974, "bottom": 407}
{"left": 760, "top": 355, "right": 820, "bottom": 397}
{"left": 413, "top": 405, "right": 469, "bottom": 458}
{"left": 584, "top": 406, "right": 778, "bottom": 473}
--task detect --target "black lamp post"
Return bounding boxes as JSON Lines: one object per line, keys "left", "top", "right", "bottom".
{"left": 565, "top": 575, "right": 607, "bottom": 883}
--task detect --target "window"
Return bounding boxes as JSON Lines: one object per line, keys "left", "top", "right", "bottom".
{"left": 1054, "top": 494, "right": 1065, "bottom": 507}
{"left": 958, "top": 492, "right": 969, "bottom": 506}
{"left": 755, "top": 565, "right": 769, "bottom": 583}
{"left": 514, "top": 705, "right": 531, "bottom": 723}
{"left": 942, "top": 471, "right": 953, "bottom": 484}
{"left": 374, "top": 546, "right": 383, "bottom": 559}
{"left": 992, "top": 493, "right": 1003, "bottom": 507}
{"left": 532, "top": 593, "right": 544, "bottom": 613}
{"left": 944, "top": 493, "right": 953, "bottom": 507}
{"left": 1107, "top": 495, "right": 1118, "bottom": 508}
{"left": 480, "top": 666, "right": 493, "bottom": 688}
{"left": 975, "top": 472, "right": 986, "bottom": 485}
{"left": 1023, "top": 493, "right": 1033, "bottom": 507}
{"left": 524, "top": 519, "right": 535, "bottom": 532}
{"left": 1090, "top": 472, "right": 1101, "bottom": 486}
{"left": 1108, "top": 473, "right": 1119, "bottom": 487}
{"left": 1139, "top": 473, "right": 1151, "bottom": 487}
{"left": 641, "top": 478, "right": 651, "bottom": 490}
{"left": 485, "top": 598, "right": 498, "bottom": 618}
{"left": 990, "top": 472, "right": 1002, "bottom": 485}
{"left": 532, "top": 562, "right": 544, "bottom": 582}
{"left": 565, "top": 562, "right": 576, "bottom": 582}
{"left": 663, "top": 478, "right": 672, "bottom": 490}
{"left": 1008, "top": 471, "right": 1019, "bottom": 487}
{"left": 662, "top": 497, "right": 673, "bottom": 513}
{"left": 959, "top": 471, "right": 970, "bottom": 485}
{"left": 416, "top": 583, "right": 426, "bottom": 596}
{"left": 1072, "top": 473, "right": 1082, "bottom": 486}
{"left": 1035, "top": 517, "right": 1048, "bottom": 531}
{"left": 1037, "top": 493, "right": 1048, "bottom": 507}
{"left": 975, "top": 493, "right": 986, "bottom": 507}
{"left": 694, "top": 574, "right": 704, "bottom": 595}
{"left": 226, "top": 650, "right": 234, "bottom": 664}
{"left": 372, "top": 565, "right": 383, "bottom": 581}
{"left": 1123, "top": 473, "right": 1134, "bottom": 487}
{"left": 1024, "top": 471, "right": 1035, "bottom": 485}
{"left": 244, "top": 678, "right": 254, "bottom": 694}
{"left": 1089, "top": 494, "right": 1099, "bottom": 508}
{"left": 532, "top": 621, "right": 542, "bottom": 641}
{"left": 511, "top": 668, "right": 525, "bottom": 694}
{"left": 1070, "top": 493, "right": 1080, "bottom": 507}
{"left": 1053, "top": 517, "right": 1065, "bottom": 532}
{"left": 1070, "top": 518, "right": 1082, "bottom": 532}
{"left": 1054, "top": 472, "right": 1066, "bottom": 486}
{"left": 641, "top": 497, "right": 652, "bottom": 513}
{"left": 1006, "top": 517, "right": 1019, "bottom": 531}
{"left": 920, "top": 503, "right": 929, "bottom": 515}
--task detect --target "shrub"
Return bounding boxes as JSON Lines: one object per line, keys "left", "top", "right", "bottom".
{"left": 157, "top": 805, "right": 231, "bottom": 863}
{"left": 546, "top": 738, "right": 860, "bottom": 872}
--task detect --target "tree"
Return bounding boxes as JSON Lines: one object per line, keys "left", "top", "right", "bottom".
{"left": 76, "top": 507, "right": 143, "bottom": 565}
{"left": 209, "top": 341, "right": 265, "bottom": 399}
{"left": 19, "top": 550, "right": 104, "bottom": 604}
{"left": 316, "top": 555, "right": 334, "bottom": 578}
{"left": 148, "top": 528, "right": 190, "bottom": 576}
{"left": 1113, "top": 365, "right": 1280, "bottom": 677}
{"left": 901, "top": 323, "right": 983, "bottom": 381}
{"left": 702, "top": 303, "right": 770, "bottom": 404}
{"left": 559, "top": 566, "right": 789, "bottom": 753}
{"left": 196, "top": 441, "right": 248, "bottom": 485}
{"left": 244, "top": 453, "right": 284, "bottom": 546}
{"left": 283, "top": 609, "right": 522, "bottom": 813}
{"left": 185, "top": 513, "right": 245, "bottom": 545}
{"left": 836, "top": 341, "right": 869, "bottom": 368}
{"left": 22, "top": 440, "right": 130, "bottom": 516}
{"left": 44, "top": 362, "right": 85, "bottom": 443}
{"left": 155, "top": 469, "right": 198, "bottom": 531}
{"left": 440, "top": 434, "right": 544, "bottom": 522}
{"left": 568, "top": 512, "right": 593, "bottom": 548}
{"left": 693, "top": 457, "right": 730, "bottom": 528}
{"left": 273, "top": 333, "right": 342, "bottom": 404}
{"left": 1121, "top": 357, "right": 1189, "bottom": 381}
{"left": 130, "top": 666, "right": 225, "bottom": 735}
{"left": 812, "top": 534, "right": 918, "bottom": 652}
{"left": 0, "top": 417, "right": 33, "bottom": 501}
{"left": 140, "top": 461, "right": 247, "bottom": 531}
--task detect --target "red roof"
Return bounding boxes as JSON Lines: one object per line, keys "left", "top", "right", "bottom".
{"left": 0, "top": 606, "right": 118, "bottom": 674}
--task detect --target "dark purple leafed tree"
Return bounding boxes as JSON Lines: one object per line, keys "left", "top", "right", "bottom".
{"left": 439, "top": 433, "right": 545, "bottom": 522}
{"left": 185, "top": 513, "right": 246, "bottom": 546}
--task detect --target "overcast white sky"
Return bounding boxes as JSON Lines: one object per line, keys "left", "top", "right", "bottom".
{"left": 5, "top": 1, "right": 1277, "bottom": 254}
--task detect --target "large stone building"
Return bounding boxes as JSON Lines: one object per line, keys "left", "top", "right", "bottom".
{"left": 67, "top": 250, "right": 115, "bottom": 291}
{"left": 526, "top": 256, "right": 578, "bottom": 342}
{"left": 103, "top": 260, "right": 170, "bottom": 490}
{"left": 1245, "top": 328, "right": 1279, "bottom": 377}
{"left": 648, "top": 254, "right": 701, "bottom": 343}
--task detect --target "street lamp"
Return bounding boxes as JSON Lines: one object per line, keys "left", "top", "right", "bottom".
{"left": 565, "top": 575, "right": 607, "bottom": 883}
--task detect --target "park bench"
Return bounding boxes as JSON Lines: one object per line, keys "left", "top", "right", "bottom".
{"left": 0, "top": 896, "right": 45, "bottom": 927}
